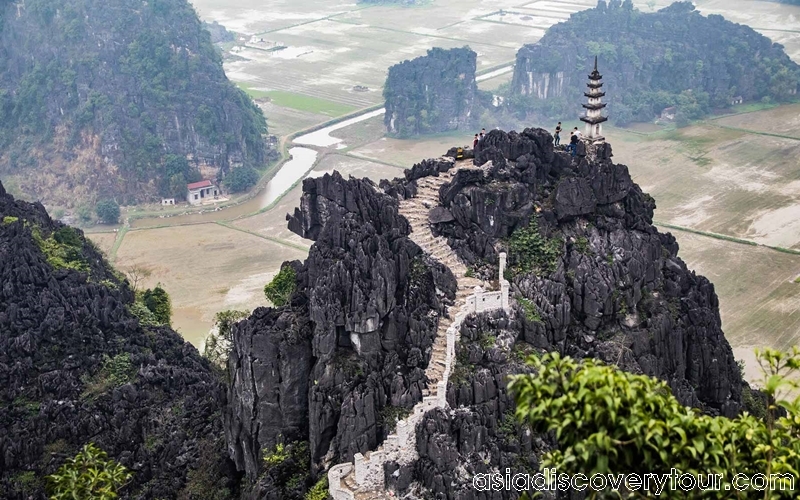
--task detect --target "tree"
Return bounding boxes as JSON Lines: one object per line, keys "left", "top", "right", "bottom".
{"left": 95, "top": 199, "right": 120, "bottom": 224}
{"left": 223, "top": 167, "right": 259, "bottom": 193}
{"left": 124, "top": 264, "right": 152, "bottom": 293}
{"left": 142, "top": 285, "right": 171, "bottom": 326}
{"left": 264, "top": 266, "right": 297, "bottom": 307}
{"left": 46, "top": 443, "right": 132, "bottom": 500}
{"left": 203, "top": 309, "right": 250, "bottom": 367}
{"left": 509, "top": 350, "right": 800, "bottom": 498}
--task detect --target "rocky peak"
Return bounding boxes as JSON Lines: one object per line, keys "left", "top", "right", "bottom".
{"left": 0, "top": 181, "right": 234, "bottom": 498}
{"left": 226, "top": 127, "right": 746, "bottom": 499}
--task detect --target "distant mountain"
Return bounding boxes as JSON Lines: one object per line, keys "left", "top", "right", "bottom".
{"left": 0, "top": 0, "right": 272, "bottom": 207}
{"left": 509, "top": 0, "right": 800, "bottom": 125}
{"left": 384, "top": 47, "right": 481, "bottom": 137}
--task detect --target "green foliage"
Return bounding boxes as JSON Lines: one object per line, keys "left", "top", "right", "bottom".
{"left": 464, "top": 267, "right": 475, "bottom": 278}
{"left": 128, "top": 301, "right": 159, "bottom": 326}
{"left": 304, "top": 476, "right": 328, "bottom": 500}
{"left": 380, "top": 405, "right": 413, "bottom": 431}
{"left": 263, "top": 442, "right": 291, "bottom": 467}
{"left": 261, "top": 440, "right": 310, "bottom": 496}
{"left": 507, "top": 218, "right": 562, "bottom": 276}
{"left": 76, "top": 205, "right": 93, "bottom": 224}
{"left": 517, "top": 296, "right": 543, "bottom": 324}
{"left": 12, "top": 395, "right": 41, "bottom": 415}
{"left": 13, "top": 470, "right": 39, "bottom": 495}
{"left": 573, "top": 236, "right": 590, "bottom": 255}
{"left": 46, "top": 443, "right": 132, "bottom": 500}
{"left": 3, "top": 215, "right": 19, "bottom": 224}
{"left": 81, "top": 353, "right": 135, "bottom": 399}
{"left": 203, "top": 309, "right": 250, "bottom": 367}
{"left": 160, "top": 154, "right": 201, "bottom": 198}
{"left": 95, "top": 200, "right": 120, "bottom": 225}
{"left": 509, "top": 350, "right": 800, "bottom": 497}
{"left": 264, "top": 266, "right": 297, "bottom": 307}
{"left": 142, "top": 285, "right": 172, "bottom": 326}
{"left": 32, "top": 226, "right": 90, "bottom": 272}
{"left": 222, "top": 167, "right": 259, "bottom": 193}
{"left": 177, "top": 439, "right": 232, "bottom": 500}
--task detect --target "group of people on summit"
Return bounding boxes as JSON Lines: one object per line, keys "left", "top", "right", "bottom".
{"left": 472, "top": 128, "right": 487, "bottom": 149}
{"left": 470, "top": 124, "right": 582, "bottom": 157}
{"left": 554, "top": 122, "right": 582, "bottom": 156}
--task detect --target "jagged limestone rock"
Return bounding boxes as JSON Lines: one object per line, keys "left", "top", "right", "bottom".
{"left": 0, "top": 182, "right": 235, "bottom": 499}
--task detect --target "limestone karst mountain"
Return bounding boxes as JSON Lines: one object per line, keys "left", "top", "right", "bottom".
{"left": 226, "top": 128, "right": 748, "bottom": 499}
{"left": 0, "top": 0, "right": 271, "bottom": 206}
{"left": 509, "top": 1, "right": 800, "bottom": 124}
{"left": 384, "top": 47, "right": 481, "bottom": 137}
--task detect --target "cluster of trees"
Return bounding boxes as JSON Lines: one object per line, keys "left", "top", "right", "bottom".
{"left": 0, "top": 0, "right": 268, "bottom": 203}
{"left": 95, "top": 200, "right": 120, "bottom": 224}
{"left": 510, "top": 347, "right": 800, "bottom": 497}
{"left": 508, "top": 1, "right": 800, "bottom": 125}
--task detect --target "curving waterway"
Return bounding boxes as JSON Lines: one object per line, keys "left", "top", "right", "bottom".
{"left": 130, "top": 64, "right": 512, "bottom": 229}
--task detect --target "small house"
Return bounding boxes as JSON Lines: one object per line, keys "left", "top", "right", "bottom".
{"left": 187, "top": 180, "right": 220, "bottom": 206}
{"left": 161, "top": 198, "right": 175, "bottom": 206}
{"left": 731, "top": 96, "right": 743, "bottom": 105}
{"left": 660, "top": 106, "right": 677, "bottom": 121}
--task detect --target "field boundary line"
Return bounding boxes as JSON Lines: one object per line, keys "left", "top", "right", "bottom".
{"left": 705, "top": 123, "right": 800, "bottom": 142}
{"left": 215, "top": 221, "right": 310, "bottom": 252}
{"left": 326, "top": 20, "right": 513, "bottom": 49}
{"left": 655, "top": 221, "right": 800, "bottom": 256}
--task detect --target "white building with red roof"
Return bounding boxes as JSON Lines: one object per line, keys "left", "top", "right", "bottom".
{"left": 187, "top": 179, "right": 220, "bottom": 206}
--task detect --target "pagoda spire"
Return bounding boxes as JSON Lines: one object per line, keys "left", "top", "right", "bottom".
{"left": 580, "top": 56, "right": 608, "bottom": 141}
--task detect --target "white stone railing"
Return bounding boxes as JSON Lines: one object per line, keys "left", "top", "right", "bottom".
{"left": 327, "top": 168, "right": 511, "bottom": 499}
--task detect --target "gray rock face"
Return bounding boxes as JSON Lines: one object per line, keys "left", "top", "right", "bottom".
{"left": 227, "top": 171, "right": 457, "bottom": 495}
{"left": 384, "top": 47, "right": 479, "bottom": 137}
{"left": 409, "top": 129, "right": 746, "bottom": 498}
{"left": 0, "top": 183, "right": 235, "bottom": 499}
{"left": 226, "top": 129, "right": 748, "bottom": 499}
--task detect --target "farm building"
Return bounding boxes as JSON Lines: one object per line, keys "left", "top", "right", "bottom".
{"left": 187, "top": 180, "right": 220, "bottom": 206}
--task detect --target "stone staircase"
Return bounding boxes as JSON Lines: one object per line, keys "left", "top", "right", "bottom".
{"left": 328, "top": 161, "right": 506, "bottom": 500}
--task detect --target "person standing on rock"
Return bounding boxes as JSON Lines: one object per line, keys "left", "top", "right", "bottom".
{"left": 480, "top": 128, "right": 486, "bottom": 140}
{"left": 473, "top": 133, "right": 479, "bottom": 149}
{"left": 554, "top": 122, "right": 562, "bottom": 146}
{"left": 573, "top": 127, "right": 582, "bottom": 140}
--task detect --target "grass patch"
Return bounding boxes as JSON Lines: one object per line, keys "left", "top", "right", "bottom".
{"left": 81, "top": 353, "right": 135, "bottom": 399}
{"left": 32, "top": 226, "right": 90, "bottom": 273}
{"left": 3, "top": 215, "right": 19, "bottom": 224}
{"left": 518, "top": 296, "right": 543, "bottom": 324}
{"left": 239, "top": 85, "right": 357, "bottom": 117}
{"left": 507, "top": 217, "right": 562, "bottom": 277}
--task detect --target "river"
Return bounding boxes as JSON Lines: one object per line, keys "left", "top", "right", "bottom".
{"left": 131, "top": 146, "right": 320, "bottom": 228}
{"left": 130, "top": 65, "right": 512, "bottom": 229}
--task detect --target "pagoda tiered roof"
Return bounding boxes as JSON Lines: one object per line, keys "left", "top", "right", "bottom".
{"left": 584, "top": 91, "right": 606, "bottom": 98}
{"left": 582, "top": 102, "right": 607, "bottom": 111}
{"left": 580, "top": 115, "right": 608, "bottom": 125}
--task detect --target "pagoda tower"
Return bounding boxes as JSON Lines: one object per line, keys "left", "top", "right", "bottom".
{"left": 580, "top": 56, "right": 608, "bottom": 141}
